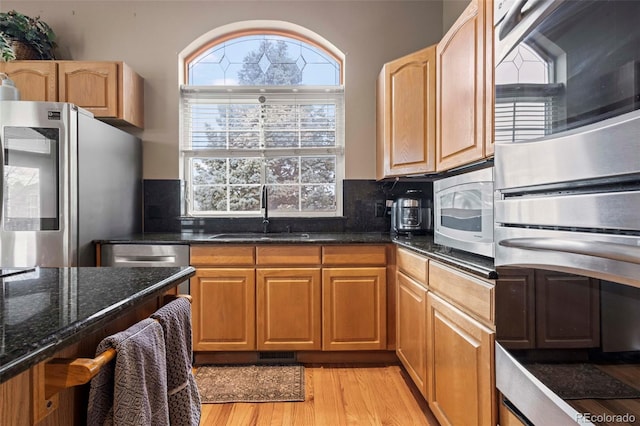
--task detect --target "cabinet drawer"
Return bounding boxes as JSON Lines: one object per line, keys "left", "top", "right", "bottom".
{"left": 322, "top": 245, "right": 387, "bottom": 265}
{"left": 257, "top": 245, "right": 321, "bottom": 265}
{"left": 190, "top": 245, "right": 255, "bottom": 266}
{"left": 429, "top": 260, "right": 494, "bottom": 326}
{"left": 397, "top": 248, "right": 428, "bottom": 284}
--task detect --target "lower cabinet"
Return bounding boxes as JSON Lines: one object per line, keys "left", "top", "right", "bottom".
{"left": 191, "top": 267, "right": 256, "bottom": 351}
{"left": 256, "top": 268, "right": 322, "bottom": 350}
{"left": 190, "top": 244, "right": 389, "bottom": 353}
{"left": 396, "top": 270, "right": 428, "bottom": 398}
{"left": 322, "top": 267, "right": 387, "bottom": 350}
{"left": 426, "top": 292, "right": 495, "bottom": 426}
{"left": 395, "top": 248, "right": 496, "bottom": 425}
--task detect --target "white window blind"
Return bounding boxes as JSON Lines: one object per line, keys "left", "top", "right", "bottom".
{"left": 180, "top": 86, "right": 344, "bottom": 217}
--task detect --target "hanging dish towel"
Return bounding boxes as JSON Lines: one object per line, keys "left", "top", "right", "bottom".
{"left": 152, "top": 297, "right": 202, "bottom": 426}
{"left": 87, "top": 318, "right": 169, "bottom": 426}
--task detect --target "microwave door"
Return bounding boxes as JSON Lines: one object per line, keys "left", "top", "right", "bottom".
{"left": 0, "top": 123, "right": 69, "bottom": 267}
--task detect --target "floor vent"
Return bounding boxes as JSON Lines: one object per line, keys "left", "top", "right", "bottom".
{"left": 258, "top": 351, "right": 297, "bottom": 364}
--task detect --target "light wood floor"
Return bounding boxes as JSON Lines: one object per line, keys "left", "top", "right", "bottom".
{"left": 198, "top": 364, "right": 439, "bottom": 426}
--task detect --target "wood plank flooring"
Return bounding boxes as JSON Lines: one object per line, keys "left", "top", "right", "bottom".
{"left": 198, "top": 364, "right": 439, "bottom": 426}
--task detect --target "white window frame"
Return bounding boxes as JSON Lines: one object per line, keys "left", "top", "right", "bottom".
{"left": 180, "top": 85, "right": 345, "bottom": 217}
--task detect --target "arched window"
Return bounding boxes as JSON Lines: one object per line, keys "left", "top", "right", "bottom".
{"left": 495, "top": 43, "right": 565, "bottom": 143}
{"left": 180, "top": 25, "right": 344, "bottom": 217}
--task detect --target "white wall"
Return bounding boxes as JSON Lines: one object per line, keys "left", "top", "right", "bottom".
{"left": 7, "top": 1, "right": 443, "bottom": 180}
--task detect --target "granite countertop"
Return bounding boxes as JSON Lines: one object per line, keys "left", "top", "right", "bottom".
{"left": 0, "top": 266, "right": 195, "bottom": 384}
{"left": 95, "top": 231, "right": 393, "bottom": 244}
{"left": 96, "top": 232, "right": 497, "bottom": 279}
{"left": 392, "top": 235, "right": 498, "bottom": 280}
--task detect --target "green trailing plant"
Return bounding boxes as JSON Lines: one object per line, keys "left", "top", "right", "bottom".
{"left": 0, "top": 10, "right": 57, "bottom": 60}
{"left": 0, "top": 33, "right": 16, "bottom": 62}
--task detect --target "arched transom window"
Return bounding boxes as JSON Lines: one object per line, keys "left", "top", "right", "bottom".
{"left": 180, "top": 27, "right": 344, "bottom": 217}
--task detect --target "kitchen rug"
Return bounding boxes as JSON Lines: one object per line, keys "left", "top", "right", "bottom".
{"left": 194, "top": 364, "right": 305, "bottom": 403}
{"left": 524, "top": 363, "right": 640, "bottom": 400}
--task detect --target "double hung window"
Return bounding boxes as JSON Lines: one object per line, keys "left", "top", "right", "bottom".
{"left": 180, "top": 31, "right": 344, "bottom": 217}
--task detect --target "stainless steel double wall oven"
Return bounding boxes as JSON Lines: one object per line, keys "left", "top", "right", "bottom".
{"left": 493, "top": 1, "right": 640, "bottom": 424}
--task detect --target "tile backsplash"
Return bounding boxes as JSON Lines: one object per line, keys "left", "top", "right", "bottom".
{"left": 143, "top": 179, "right": 432, "bottom": 234}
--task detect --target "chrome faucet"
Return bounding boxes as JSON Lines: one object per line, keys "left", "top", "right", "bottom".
{"left": 261, "top": 185, "right": 269, "bottom": 233}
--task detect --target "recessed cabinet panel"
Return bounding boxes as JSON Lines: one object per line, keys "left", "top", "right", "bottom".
{"left": 0, "top": 61, "right": 57, "bottom": 101}
{"left": 436, "top": 0, "right": 492, "bottom": 171}
{"left": 191, "top": 268, "right": 255, "bottom": 351}
{"left": 426, "top": 292, "right": 495, "bottom": 426}
{"left": 396, "top": 271, "right": 428, "bottom": 398}
{"left": 322, "top": 267, "right": 387, "bottom": 350}
{"left": 58, "top": 62, "right": 118, "bottom": 118}
{"left": 257, "top": 268, "right": 322, "bottom": 350}
{"left": 377, "top": 45, "right": 436, "bottom": 179}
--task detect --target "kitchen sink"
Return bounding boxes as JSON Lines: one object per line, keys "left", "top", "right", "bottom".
{"left": 208, "top": 232, "right": 336, "bottom": 242}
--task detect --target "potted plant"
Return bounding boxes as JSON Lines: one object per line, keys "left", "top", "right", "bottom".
{"left": 0, "top": 10, "right": 57, "bottom": 60}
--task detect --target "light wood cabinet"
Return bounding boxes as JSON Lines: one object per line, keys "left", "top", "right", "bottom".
{"left": 257, "top": 267, "right": 322, "bottom": 350}
{"left": 190, "top": 245, "right": 256, "bottom": 351}
{"left": 0, "top": 61, "right": 57, "bottom": 101}
{"left": 496, "top": 268, "right": 600, "bottom": 349}
{"left": 426, "top": 291, "right": 495, "bottom": 426}
{"left": 395, "top": 248, "right": 496, "bottom": 420}
{"left": 436, "top": 0, "right": 493, "bottom": 171}
{"left": 1, "top": 60, "right": 144, "bottom": 128}
{"left": 376, "top": 45, "right": 437, "bottom": 179}
{"left": 322, "top": 267, "right": 387, "bottom": 350}
{"left": 191, "top": 268, "right": 256, "bottom": 351}
{"left": 396, "top": 269, "right": 428, "bottom": 398}
{"left": 190, "top": 244, "right": 389, "bottom": 353}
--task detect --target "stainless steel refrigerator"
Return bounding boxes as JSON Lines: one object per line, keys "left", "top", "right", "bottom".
{"left": 0, "top": 101, "right": 142, "bottom": 267}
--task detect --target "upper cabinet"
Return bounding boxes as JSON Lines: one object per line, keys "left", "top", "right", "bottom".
{"left": 0, "top": 60, "right": 144, "bottom": 128}
{"left": 0, "top": 61, "right": 57, "bottom": 101}
{"left": 377, "top": 0, "right": 494, "bottom": 178}
{"left": 436, "top": 0, "right": 493, "bottom": 171}
{"left": 376, "top": 45, "right": 436, "bottom": 179}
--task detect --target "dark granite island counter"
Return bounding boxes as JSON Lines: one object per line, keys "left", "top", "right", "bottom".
{"left": 0, "top": 266, "right": 195, "bottom": 425}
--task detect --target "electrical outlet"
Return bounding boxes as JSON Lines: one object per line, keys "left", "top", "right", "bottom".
{"left": 374, "top": 201, "right": 385, "bottom": 217}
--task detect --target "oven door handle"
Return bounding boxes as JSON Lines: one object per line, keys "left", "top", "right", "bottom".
{"left": 499, "top": 238, "right": 640, "bottom": 265}
{"left": 498, "top": 0, "right": 530, "bottom": 40}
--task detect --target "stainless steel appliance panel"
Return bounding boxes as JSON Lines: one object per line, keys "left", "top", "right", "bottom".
{"left": 0, "top": 101, "right": 142, "bottom": 267}
{"left": 494, "top": 109, "right": 640, "bottom": 191}
{"left": 0, "top": 102, "right": 73, "bottom": 267}
{"left": 495, "top": 343, "right": 593, "bottom": 426}
{"left": 101, "top": 244, "right": 190, "bottom": 293}
{"left": 76, "top": 113, "right": 141, "bottom": 266}
{"left": 495, "top": 0, "right": 640, "bottom": 143}
{"left": 495, "top": 226, "right": 640, "bottom": 288}
{"left": 434, "top": 167, "right": 494, "bottom": 258}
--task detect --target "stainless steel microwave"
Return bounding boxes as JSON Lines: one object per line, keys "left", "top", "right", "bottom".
{"left": 433, "top": 167, "right": 494, "bottom": 258}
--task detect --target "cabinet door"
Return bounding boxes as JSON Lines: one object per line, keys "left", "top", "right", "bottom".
{"left": 57, "top": 61, "right": 118, "bottom": 118}
{"left": 377, "top": 45, "right": 436, "bottom": 179}
{"left": 322, "top": 267, "right": 387, "bottom": 350}
{"left": 495, "top": 267, "right": 535, "bottom": 349}
{"left": 426, "top": 292, "right": 495, "bottom": 426}
{"left": 535, "top": 270, "right": 600, "bottom": 348}
{"left": 257, "top": 268, "right": 321, "bottom": 350}
{"left": 396, "top": 271, "right": 428, "bottom": 398}
{"left": 1, "top": 61, "right": 57, "bottom": 101}
{"left": 436, "top": 0, "right": 489, "bottom": 171}
{"left": 191, "top": 268, "right": 256, "bottom": 351}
